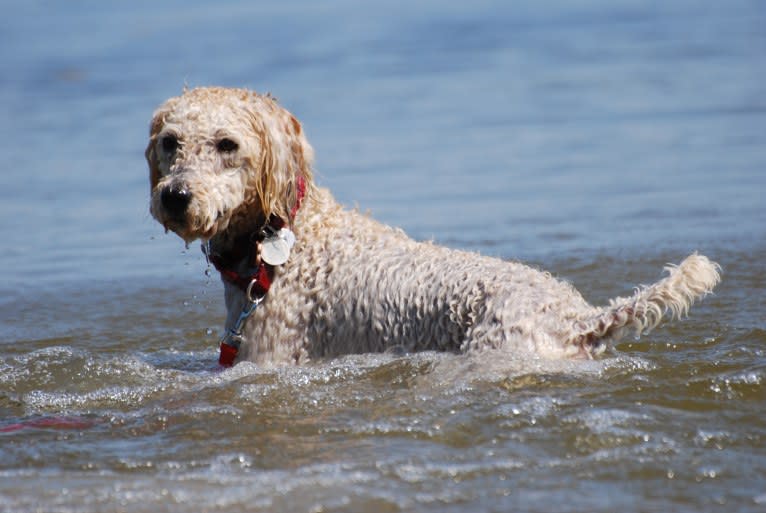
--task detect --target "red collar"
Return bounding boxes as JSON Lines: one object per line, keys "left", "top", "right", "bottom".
{"left": 206, "top": 218, "right": 280, "bottom": 295}
{"left": 210, "top": 176, "right": 306, "bottom": 367}
{"left": 206, "top": 176, "right": 305, "bottom": 294}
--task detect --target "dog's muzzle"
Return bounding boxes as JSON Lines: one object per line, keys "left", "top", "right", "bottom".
{"left": 160, "top": 184, "right": 192, "bottom": 221}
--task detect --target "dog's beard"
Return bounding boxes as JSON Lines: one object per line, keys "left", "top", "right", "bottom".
{"left": 151, "top": 174, "right": 247, "bottom": 244}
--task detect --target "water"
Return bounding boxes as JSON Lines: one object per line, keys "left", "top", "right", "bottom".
{"left": 1, "top": 1, "right": 765, "bottom": 511}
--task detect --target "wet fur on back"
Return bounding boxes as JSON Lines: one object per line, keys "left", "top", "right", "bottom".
{"left": 147, "top": 87, "right": 721, "bottom": 365}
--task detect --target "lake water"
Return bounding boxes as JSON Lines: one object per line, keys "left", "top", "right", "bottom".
{"left": 1, "top": 1, "right": 765, "bottom": 511}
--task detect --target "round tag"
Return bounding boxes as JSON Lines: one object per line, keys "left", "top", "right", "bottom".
{"left": 282, "top": 228, "right": 296, "bottom": 249}
{"left": 261, "top": 237, "right": 291, "bottom": 265}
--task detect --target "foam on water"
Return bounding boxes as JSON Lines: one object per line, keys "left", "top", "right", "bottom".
{"left": 2, "top": 341, "right": 645, "bottom": 441}
{"left": 0, "top": 338, "right": 763, "bottom": 511}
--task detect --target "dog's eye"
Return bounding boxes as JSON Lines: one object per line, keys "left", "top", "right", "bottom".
{"left": 217, "top": 138, "right": 239, "bottom": 153}
{"left": 161, "top": 135, "right": 179, "bottom": 154}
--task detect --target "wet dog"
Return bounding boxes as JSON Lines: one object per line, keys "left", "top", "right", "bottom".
{"left": 147, "top": 87, "right": 720, "bottom": 365}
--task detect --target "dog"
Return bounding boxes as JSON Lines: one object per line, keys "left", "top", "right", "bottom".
{"left": 146, "top": 87, "right": 720, "bottom": 366}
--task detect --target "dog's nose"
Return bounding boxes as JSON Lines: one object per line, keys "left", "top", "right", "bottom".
{"left": 160, "top": 185, "right": 192, "bottom": 217}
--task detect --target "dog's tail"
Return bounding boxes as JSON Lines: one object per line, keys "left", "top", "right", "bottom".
{"left": 571, "top": 253, "right": 721, "bottom": 356}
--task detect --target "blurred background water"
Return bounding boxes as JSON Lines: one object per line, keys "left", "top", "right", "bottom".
{"left": 0, "top": 1, "right": 764, "bottom": 512}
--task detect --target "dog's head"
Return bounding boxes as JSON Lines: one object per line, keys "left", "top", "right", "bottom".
{"left": 146, "top": 87, "right": 314, "bottom": 243}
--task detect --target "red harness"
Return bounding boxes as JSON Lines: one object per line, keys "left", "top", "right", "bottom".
{"left": 208, "top": 177, "right": 305, "bottom": 367}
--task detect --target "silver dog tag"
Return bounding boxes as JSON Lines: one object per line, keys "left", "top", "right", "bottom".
{"left": 261, "top": 228, "right": 296, "bottom": 266}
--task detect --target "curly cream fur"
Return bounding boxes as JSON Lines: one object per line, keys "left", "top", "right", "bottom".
{"left": 147, "top": 87, "right": 721, "bottom": 365}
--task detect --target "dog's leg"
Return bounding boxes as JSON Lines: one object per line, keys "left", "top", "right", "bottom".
{"left": 570, "top": 253, "right": 721, "bottom": 356}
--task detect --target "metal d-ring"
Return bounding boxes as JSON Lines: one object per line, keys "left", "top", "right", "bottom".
{"left": 245, "top": 278, "right": 267, "bottom": 306}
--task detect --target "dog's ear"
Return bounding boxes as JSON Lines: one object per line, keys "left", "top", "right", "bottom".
{"left": 283, "top": 113, "right": 314, "bottom": 217}
{"left": 145, "top": 109, "right": 166, "bottom": 192}
{"left": 145, "top": 97, "right": 180, "bottom": 192}
{"left": 248, "top": 97, "right": 314, "bottom": 221}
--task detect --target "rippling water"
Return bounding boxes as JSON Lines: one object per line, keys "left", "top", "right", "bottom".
{"left": 1, "top": 1, "right": 765, "bottom": 512}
